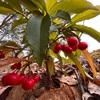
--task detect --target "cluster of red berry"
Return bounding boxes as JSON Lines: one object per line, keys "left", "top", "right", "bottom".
{"left": 53, "top": 36, "right": 88, "bottom": 54}
{"left": 0, "top": 50, "right": 5, "bottom": 59}
{"left": 1, "top": 72, "right": 39, "bottom": 90}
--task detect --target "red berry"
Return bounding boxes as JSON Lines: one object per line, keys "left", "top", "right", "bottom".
{"left": 67, "top": 36, "right": 79, "bottom": 46}
{"left": 78, "top": 42, "right": 88, "bottom": 50}
{"left": 53, "top": 48, "right": 59, "bottom": 54}
{"left": 0, "top": 50, "right": 3, "bottom": 53}
{"left": 0, "top": 53, "right": 5, "bottom": 59}
{"left": 10, "top": 64, "right": 16, "bottom": 70}
{"left": 16, "top": 62, "right": 21, "bottom": 69}
{"left": 62, "top": 45, "right": 73, "bottom": 54}
{"left": 70, "top": 46, "right": 77, "bottom": 51}
{"left": 33, "top": 74, "right": 39, "bottom": 83}
{"left": 10, "top": 62, "right": 21, "bottom": 70}
{"left": 6, "top": 73, "right": 20, "bottom": 85}
{"left": 53, "top": 43, "right": 62, "bottom": 54}
{"left": 1, "top": 73, "right": 10, "bottom": 86}
{"left": 18, "top": 73, "right": 27, "bottom": 84}
{"left": 22, "top": 78, "right": 35, "bottom": 90}
{"left": 61, "top": 44, "right": 67, "bottom": 52}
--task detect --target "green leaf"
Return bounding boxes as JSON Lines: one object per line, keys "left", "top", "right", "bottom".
{"left": 71, "top": 9, "right": 99, "bottom": 24}
{"left": 47, "top": 56, "right": 54, "bottom": 76}
{"left": 49, "top": 0, "right": 97, "bottom": 15}
{"left": 46, "top": 0, "right": 57, "bottom": 11}
{"left": 57, "top": 54, "right": 63, "bottom": 71}
{"left": 5, "top": 0, "right": 22, "bottom": 13}
{"left": 54, "top": 10, "right": 71, "bottom": 21}
{"left": 0, "top": 1, "right": 14, "bottom": 14}
{"left": 66, "top": 53, "right": 86, "bottom": 80}
{"left": 19, "top": 0, "right": 38, "bottom": 12}
{"left": 95, "top": 5, "right": 100, "bottom": 11}
{"left": 26, "top": 13, "right": 51, "bottom": 66}
{"left": 12, "top": 18, "right": 27, "bottom": 30}
{"left": 31, "top": 0, "right": 46, "bottom": 14}
{"left": 72, "top": 24, "right": 100, "bottom": 43}
{"left": 0, "top": 7, "right": 14, "bottom": 14}
{"left": 50, "top": 24, "right": 63, "bottom": 33}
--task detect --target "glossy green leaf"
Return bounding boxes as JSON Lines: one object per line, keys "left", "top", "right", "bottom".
{"left": 12, "top": 18, "right": 27, "bottom": 29}
{"left": 19, "top": 0, "right": 38, "bottom": 12}
{"left": 5, "top": 0, "right": 22, "bottom": 13}
{"left": 71, "top": 9, "right": 99, "bottom": 24}
{"left": 54, "top": 10, "right": 71, "bottom": 21}
{"left": 46, "top": 0, "right": 57, "bottom": 11}
{"left": 66, "top": 53, "right": 86, "bottom": 80}
{"left": 31, "top": 0, "right": 46, "bottom": 14}
{"left": 72, "top": 24, "right": 100, "bottom": 43}
{"left": 26, "top": 13, "right": 51, "bottom": 66}
{"left": 49, "top": 0, "right": 97, "bottom": 15}
{"left": 50, "top": 24, "right": 63, "bottom": 33}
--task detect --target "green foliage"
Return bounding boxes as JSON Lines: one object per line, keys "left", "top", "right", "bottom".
{"left": 31, "top": 0, "right": 46, "bottom": 14}
{"left": 5, "top": 0, "right": 22, "bottom": 13}
{"left": 0, "top": 0, "right": 100, "bottom": 80}
{"left": 48, "top": 0, "right": 97, "bottom": 15}
{"left": 71, "top": 9, "right": 99, "bottom": 25}
{"left": 25, "top": 12, "right": 51, "bottom": 66}
{"left": 12, "top": 18, "right": 27, "bottom": 30}
{"left": 46, "top": 0, "right": 57, "bottom": 11}
{"left": 66, "top": 53, "right": 86, "bottom": 80}
{"left": 19, "top": 0, "right": 38, "bottom": 12}
{"left": 0, "top": 1, "right": 14, "bottom": 14}
{"left": 72, "top": 24, "right": 100, "bottom": 42}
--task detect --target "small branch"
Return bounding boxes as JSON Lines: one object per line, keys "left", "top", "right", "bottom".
{"left": 70, "top": 66, "right": 85, "bottom": 94}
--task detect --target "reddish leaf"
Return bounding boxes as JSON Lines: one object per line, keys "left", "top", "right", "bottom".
{"left": 82, "top": 50, "right": 97, "bottom": 78}
{"left": 0, "top": 58, "right": 28, "bottom": 67}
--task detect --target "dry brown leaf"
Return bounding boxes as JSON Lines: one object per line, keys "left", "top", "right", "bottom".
{"left": 82, "top": 92, "right": 94, "bottom": 100}
{"left": 58, "top": 75, "right": 78, "bottom": 85}
{"left": 71, "top": 86, "right": 82, "bottom": 100}
{"left": 0, "top": 57, "right": 28, "bottom": 67}
{"left": 88, "top": 81, "right": 100, "bottom": 96}
{"left": 36, "top": 84, "right": 75, "bottom": 100}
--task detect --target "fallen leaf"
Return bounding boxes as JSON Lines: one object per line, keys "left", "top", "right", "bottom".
{"left": 82, "top": 92, "right": 94, "bottom": 100}
{"left": 0, "top": 58, "right": 28, "bottom": 67}
{"left": 88, "top": 81, "right": 100, "bottom": 96}
{"left": 36, "top": 84, "right": 75, "bottom": 100}
{"left": 57, "top": 75, "right": 78, "bottom": 85}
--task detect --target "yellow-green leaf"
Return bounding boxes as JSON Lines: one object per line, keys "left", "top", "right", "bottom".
{"left": 49, "top": 0, "right": 97, "bottom": 15}
{"left": 5, "top": 0, "right": 22, "bottom": 13}
{"left": 67, "top": 53, "right": 86, "bottom": 80}
{"left": 71, "top": 9, "right": 99, "bottom": 24}
{"left": 46, "top": 0, "right": 57, "bottom": 11}
{"left": 82, "top": 50, "right": 97, "bottom": 78}
{"left": 31, "top": 0, "right": 46, "bottom": 14}
{"left": 72, "top": 24, "right": 100, "bottom": 43}
{"left": 0, "top": 7, "right": 14, "bottom": 14}
{"left": 12, "top": 18, "right": 27, "bottom": 30}
{"left": 19, "top": 0, "right": 38, "bottom": 12}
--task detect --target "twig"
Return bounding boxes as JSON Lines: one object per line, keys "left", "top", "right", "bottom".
{"left": 70, "top": 66, "right": 85, "bottom": 94}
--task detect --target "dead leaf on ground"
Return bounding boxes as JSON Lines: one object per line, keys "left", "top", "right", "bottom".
{"left": 0, "top": 57, "right": 28, "bottom": 68}
{"left": 57, "top": 75, "right": 78, "bottom": 85}
{"left": 36, "top": 84, "right": 75, "bottom": 100}
{"left": 82, "top": 92, "right": 94, "bottom": 100}
{"left": 88, "top": 81, "right": 100, "bottom": 96}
